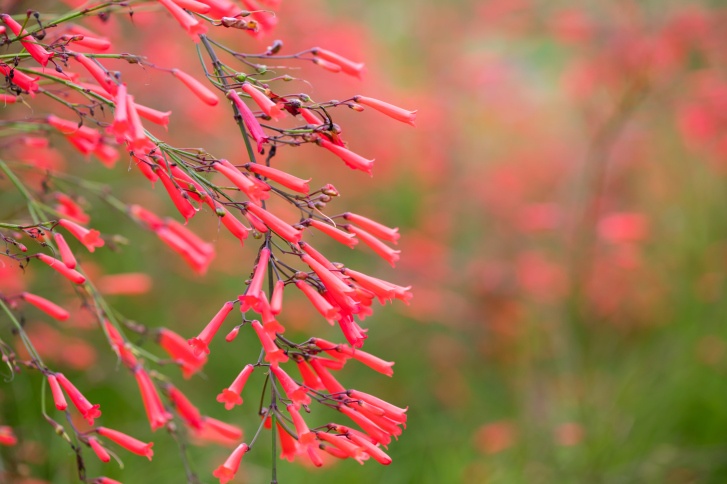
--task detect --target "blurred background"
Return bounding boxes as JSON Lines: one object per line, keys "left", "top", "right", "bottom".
{"left": 3, "top": 0, "right": 727, "bottom": 482}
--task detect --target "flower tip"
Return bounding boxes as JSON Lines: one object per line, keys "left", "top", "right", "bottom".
{"left": 187, "top": 337, "right": 210, "bottom": 357}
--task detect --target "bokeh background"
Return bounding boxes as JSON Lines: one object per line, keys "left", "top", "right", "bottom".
{"left": 3, "top": 0, "right": 727, "bottom": 482}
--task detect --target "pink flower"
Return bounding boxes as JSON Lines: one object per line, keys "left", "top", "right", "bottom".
{"left": 0, "top": 14, "right": 53, "bottom": 66}
{"left": 97, "top": 427, "right": 154, "bottom": 460}
{"left": 317, "top": 137, "right": 374, "bottom": 175}
{"left": 245, "top": 163, "right": 310, "bottom": 194}
{"left": 239, "top": 248, "right": 270, "bottom": 311}
{"left": 58, "top": 218, "right": 105, "bottom": 252}
{"left": 188, "top": 301, "right": 235, "bottom": 357}
{"left": 226, "top": 90, "right": 268, "bottom": 153}
{"left": 172, "top": 68, "right": 219, "bottom": 105}
{"left": 343, "top": 212, "right": 399, "bottom": 243}
{"left": 88, "top": 436, "right": 111, "bottom": 463}
{"left": 55, "top": 373, "right": 101, "bottom": 425}
{"left": 37, "top": 253, "right": 86, "bottom": 284}
{"left": 312, "top": 48, "right": 365, "bottom": 78}
{"left": 213, "top": 443, "right": 249, "bottom": 484}
{"left": 251, "top": 320, "right": 288, "bottom": 366}
{"left": 134, "top": 367, "right": 172, "bottom": 431}
{"left": 241, "top": 83, "right": 285, "bottom": 120}
{"left": 22, "top": 292, "right": 69, "bottom": 321}
{"left": 168, "top": 385, "right": 203, "bottom": 429}
{"left": 216, "top": 364, "right": 254, "bottom": 410}
{"left": 47, "top": 374, "right": 68, "bottom": 411}
{"left": 307, "top": 219, "right": 358, "bottom": 248}
{"left": 158, "top": 0, "right": 208, "bottom": 41}
{"left": 345, "top": 225, "right": 400, "bottom": 267}
{"left": 271, "top": 365, "right": 311, "bottom": 407}
{"left": 353, "top": 95, "right": 417, "bottom": 126}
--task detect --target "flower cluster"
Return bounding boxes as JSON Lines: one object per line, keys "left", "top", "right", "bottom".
{"left": 0, "top": 1, "right": 413, "bottom": 483}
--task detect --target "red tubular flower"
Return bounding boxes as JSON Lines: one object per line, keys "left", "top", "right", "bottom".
{"left": 158, "top": 328, "right": 207, "bottom": 378}
{"left": 217, "top": 207, "right": 249, "bottom": 244}
{"left": 312, "top": 47, "right": 365, "bottom": 78}
{"left": 94, "top": 478, "right": 123, "bottom": 484}
{"left": 172, "top": 68, "right": 218, "bottom": 105}
{"left": 135, "top": 103, "right": 172, "bottom": 127}
{"left": 47, "top": 115, "right": 102, "bottom": 145}
{"left": 0, "top": 94, "right": 18, "bottom": 104}
{"left": 295, "top": 280, "right": 339, "bottom": 322}
{"left": 295, "top": 357, "right": 325, "bottom": 390}
{"left": 245, "top": 163, "right": 310, "bottom": 194}
{"left": 156, "top": 226, "right": 212, "bottom": 275}
{"left": 346, "top": 401, "right": 402, "bottom": 437}
{"left": 93, "top": 143, "right": 119, "bottom": 168}
{"left": 302, "top": 253, "right": 354, "bottom": 298}
{"left": 88, "top": 436, "right": 111, "bottom": 463}
{"left": 171, "top": 0, "right": 212, "bottom": 13}
{"left": 52, "top": 232, "right": 77, "bottom": 269}
{"left": 47, "top": 374, "right": 68, "bottom": 411}
{"left": 287, "top": 404, "right": 315, "bottom": 445}
{"left": 298, "top": 242, "right": 345, "bottom": 279}
{"left": 0, "top": 14, "right": 53, "bottom": 66}
{"left": 314, "top": 340, "right": 394, "bottom": 376}
{"left": 239, "top": 247, "right": 270, "bottom": 311}
{"left": 109, "top": 83, "right": 129, "bottom": 141}
{"left": 134, "top": 367, "right": 172, "bottom": 431}
{"left": 166, "top": 218, "right": 214, "bottom": 258}
{"left": 0, "top": 426, "right": 17, "bottom": 446}
{"left": 337, "top": 405, "right": 390, "bottom": 446}
{"left": 73, "top": 53, "right": 117, "bottom": 95}
{"left": 97, "top": 427, "right": 154, "bottom": 460}
{"left": 251, "top": 320, "right": 288, "bottom": 366}
{"left": 103, "top": 320, "right": 138, "bottom": 367}
{"left": 199, "top": 416, "right": 243, "bottom": 441}
{"left": 55, "top": 194, "right": 89, "bottom": 225}
{"left": 343, "top": 212, "right": 400, "bottom": 243}
{"left": 241, "top": 83, "right": 285, "bottom": 120}
{"left": 213, "top": 443, "right": 249, "bottom": 484}
{"left": 315, "top": 432, "right": 365, "bottom": 463}
{"left": 225, "top": 326, "right": 240, "bottom": 342}
{"left": 353, "top": 95, "right": 417, "bottom": 126}
{"left": 130, "top": 204, "right": 164, "bottom": 230}
{"left": 188, "top": 301, "right": 235, "bottom": 357}
{"left": 155, "top": 167, "right": 198, "bottom": 223}
{"left": 343, "top": 267, "right": 412, "bottom": 305}
{"left": 226, "top": 90, "right": 268, "bottom": 153}
{"left": 345, "top": 225, "right": 400, "bottom": 267}
{"left": 270, "top": 280, "right": 285, "bottom": 315}
{"left": 58, "top": 218, "right": 105, "bottom": 252}
{"left": 277, "top": 422, "right": 299, "bottom": 462}
{"left": 55, "top": 373, "right": 101, "bottom": 425}
{"left": 307, "top": 219, "right": 358, "bottom": 248}
{"left": 245, "top": 203, "right": 302, "bottom": 243}
{"left": 0, "top": 63, "right": 39, "bottom": 94}
{"left": 216, "top": 364, "right": 254, "bottom": 410}
{"left": 312, "top": 57, "right": 343, "bottom": 73}
{"left": 170, "top": 165, "right": 206, "bottom": 203}
{"left": 158, "top": 0, "right": 208, "bottom": 41}
{"left": 37, "top": 253, "right": 86, "bottom": 284}
{"left": 21, "top": 292, "right": 69, "bottom": 321}
{"left": 299, "top": 108, "right": 323, "bottom": 126}
{"left": 60, "top": 33, "right": 111, "bottom": 51}
{"left": 168, "top": 385, "right": 203, "bottom": 429}
{"left": 317, "top": 137, "right": 374, "bottom": 175}
{"left": 348, "top": 390, "right": 407, "bottom": 424}
{"left": 213, "top": 159, "right": 269, "bottom": 204}
{"left": 271, "top": 365, "right": 311, "bottom": 407}
{"left": 308, "top": 357, "right": 346, "bottom": 394}
{"left": 346, "top": 430, "right": 392, "bottom": 465}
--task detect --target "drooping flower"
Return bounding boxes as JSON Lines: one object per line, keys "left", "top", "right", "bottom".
{"left": 133, "top": 367, "right": 172, "bottom": 431}
{"left": 158, "top": 0, "right": 208, "bottom": 41}
{"left": 312, "top": 48, "right": 365, "bottom": 78}
{"left": 172, "top": 68, "right": 219, "bottom": 105}
{"left": 0, "top": 14, "right": 53, "bottom": 66}
{"left": 226, "top": 90, "right": 269, "bottom": 153}
{"left": 216, "top": 364, "right": 254, "bottom": 410}
{"left": 317, "top": 137, "right": 374, "bottom": 175}
{"left": 58, "top": 218, "right": 105, "bottom": 252}
{"left": 353, "top": 95, "right": 417, "bottom": 126}
{"left": 37, "top": 253, "right": 86, "bottom": 284}
{"left": 21, "top": 292, "right": 70, "bottom": 321}
{"left": 47, "top": 374, "right": 68, "bottom": 411}
{"left": 245, "top": 163, "right": 310, "bottom": 194}
{"left": 213, "top": 443, "right": 249, "bottom": 484}
{"left": 188, "top": 301, "right": 235, "bottom": 356}
{"left": 88, "top": 436, "right": 111, "bottom": 463}
{"left": 167, "top": 384, "right": 203, "bottom": 429}
{"left": 271, "top": 365, "right": 311, "bottom": 407}
{"left": 241, "top": 83, "right": 285, "bottom": 120}
{"left": 251, "top": 320, "right": 288, "bottom": 366}
{"left": 55, "top": 373, "right": 101, "bottom": 425}
{"left": 96, "top": 427, "right": 154, "bottom": 460}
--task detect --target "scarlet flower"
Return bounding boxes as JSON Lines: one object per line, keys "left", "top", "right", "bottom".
{"left": 154, "top": 167, "right": 198, "bottom": 223}
{"left": 343, "top": 212, "right": 400, "bottom": 243}
{"left": 0, "top": 14, "right": 53, "bottom": 66}
{"left": 226, "top": 90, "right": 268, "bottom": 153}
{"left": 47, "top": 374, "right": 68, "bottom": 411}
{"left": 97, "top": 427, "right": 154, "bottom": 460}
{"left": 312, "top": 57, "right": 343, "bottom": 73}
{"left": 270, "top": 279, "right": 285, "bottom": 315}
{"left": 156, "top": 226, "right": 213, "bottom": 275}
{"left": 299, "top": 108, "right": 323, "bottom": 126}
{"left": 213, "top": 159, "right": 270, "bottom": 205}
{"left": 47, "top": 115, "right": 102, "bottom": 145}
{"left": 55, "top": 373, "right": 101, "bottom": 425}
{"left": 277, "top": 422, "right": 299, "bottom": 461}
{"left": 213, "top": 443, "right": 249, "bottom": 484}
{"left": 0, "top": 63, "right": 39, "bottom": 94}
{"left": 225, "top": 326, "right": 240, "bottom": 342}
{"left": 271, "top": 365, "right": 311, "bottom": 407}
{"left": 88, "top": 436, "right": 111, "bottom": 463}
{"left": 251, "top": 320, "right": 288, "bottom": 366}
{"left": 245, "top": 163, "right": 311, "bottom": 194}
{"left": 301, "top": 254, "right": 354, "bottom": 299}
{"left": 287, "top": 404, "right": 315, "bottom": 445}
{"left": 338, "top": 405, "right": 390, "bottom": 446}
{"left": 58, "top": 218, "right": 105, "bottom": 252}
{"left": 353, "top": 95, "right": 417, "bottom": 126}
{"left": 314, "top": 338, "right": 394, "bottom": 376}
{"left": 346, "top": 430, "right": 392, "bottom": 465}
{"left": 55, "top": 194, "right": 90, "bottom": 225}
{"left": 134, "top": 367, "right": 172, "bottom": 431}
{"left": 188, "top": 301, "right": 235, "bottom": 357}
{"left": 37, "top": 253, "right": 86, "bottom": 284}
{"left": 308, "top": 357, "right": 346, "bottom": 394}
{"left": 294, "top": 357, "right": 325, "bottom": 390}
{"left": 172, "top": 68, "right": 218, "bottom": 106}
{"left": 129, "top": 204, "right": 165, "bottom": 231}
{"left": 345, "top": 225, "right": 400, "bottom": 267}
{"left": 168, "top": 385, "right": 203, "bottom": 430}
{"left": 158, "top": 328, "right": 207, "bottom": 378}
{"left": 158, "top": 0, "right": 208, "bottom": 41}
{"left": 245, "top": 203, "right": 302, "bottom": 243}
{"left": 315, "top": 431, "right": 366, "bottom": 463}
{"left": 59, "top": 32, "right": 111, "bottom": 51}
{"left": 0, "top": 426, "right": 17, "bottom": 446}
{"left": 109, "top": 83, "right": 129, "bottom": 141}
{"left": 348, "top": 390, "right": 408, "bottom": 419}
{"left": 198, "top": 416, "right": 243, "bottom": 441}
{"left": 312, "top": 47, "right": 365, "bottom": 78}
{"left": 21, "top": 292, "right": 70, "bottom": 321}
{"left": 52, "top": 232, "right": 77, "bottom": 269}
{"left": 0, "top": 93, "right": 18, "bottom": 104}
{"left": 307, "top": 219, "right": 358, "bottom": 248}
{"left": 134, "top": 103, "right": 172, "bottom": 127}
{"left": 241, "top": 83, "right": 285, "bottom": 120}
{"left": 103, "top": 320, "right": 138, "bottom": 368}
{"left": 295, "top": 280, "right": 340, "bottom": 322}
{"left": 317, "top": 137, "right": 374, "bottom": 175}
{"left": 166, "top": 218, "right": 214, "bottom": 259}
{"left": 239, "top": 247, "right": 270, "bottom": 312}
{"left": 73, "top": 53, "right": 117, "bottom": 96}
{"left": 170, "top": 0, "right": 212, "bottom": 13}
{"left": 216, "top": 364, "right": 254, "bottom": 410}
